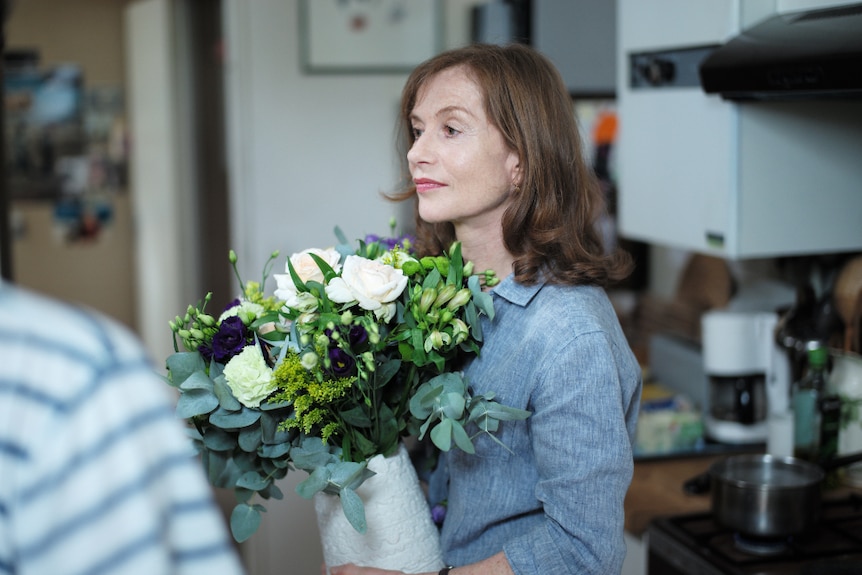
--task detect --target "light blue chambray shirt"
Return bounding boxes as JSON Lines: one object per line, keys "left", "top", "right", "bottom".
{"left": 436, "top": 274, "right": 642, "bottom": 574}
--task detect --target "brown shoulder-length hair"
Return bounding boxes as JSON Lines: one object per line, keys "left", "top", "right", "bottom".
{"left": 389, "top": 43, "right": 632, "bottom": 288}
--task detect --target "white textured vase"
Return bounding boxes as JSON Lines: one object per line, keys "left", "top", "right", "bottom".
{"left": 314, "top": 443, "right": 445, "bottom": 574}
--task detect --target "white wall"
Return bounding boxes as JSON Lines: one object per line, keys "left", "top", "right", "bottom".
{"left": 222, "top": 1, "right": 481, "bottom": 572}
{"left": 224, "top": 0, "right": 481, "bottom": 288}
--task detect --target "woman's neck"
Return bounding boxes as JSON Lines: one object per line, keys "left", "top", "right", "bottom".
{"left": 455, "top": 223, "right": 514, "bottom": 284}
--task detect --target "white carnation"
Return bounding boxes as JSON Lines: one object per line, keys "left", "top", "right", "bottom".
{"left": 222, "top": 345, "right": 276, "bottom": 408}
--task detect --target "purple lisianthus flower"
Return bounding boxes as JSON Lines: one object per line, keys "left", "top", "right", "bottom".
{"left": 211, "top": 315, "right": 249, "bottom": 363}
{"left": 223, "top": 298, "right": 241, "bottom": 312}
{"left": 328, "top": 347, "right": 356, "bottom": 378}
{"left": 431, "top": 502, "right": 447, "bottom": 526}
{"left": 348, "top": 325, "right": 368, "bottom": 347}
{"left": 198, "top": 342, "right": 214, "bottom": 363}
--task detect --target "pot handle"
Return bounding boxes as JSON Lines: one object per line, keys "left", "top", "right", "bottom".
{"left": 821, "top": 449, "right": 862, "bottom": 471}
{"left": 682, "top": 470, "right": 711, "bottom": 495}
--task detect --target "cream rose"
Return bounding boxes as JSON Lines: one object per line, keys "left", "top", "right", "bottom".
{"left": 222, "top": 344, "right": 276, "bottom": 408}
{"left": 274, "top": 248, "right": 342, "bottom": 307}
{"left": 325, "top": 255, "right": 408, "bottom": 322}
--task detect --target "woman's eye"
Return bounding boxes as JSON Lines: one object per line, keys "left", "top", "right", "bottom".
{"left": 444, "top": 125, "right": 460, "bottom": 137}
{"left": 411, "top": 127, "right": 423, "bottom": 139}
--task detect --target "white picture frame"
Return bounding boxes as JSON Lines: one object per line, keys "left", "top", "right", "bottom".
{"left": 301, "top": 0, "right": 442, "bottom": 73}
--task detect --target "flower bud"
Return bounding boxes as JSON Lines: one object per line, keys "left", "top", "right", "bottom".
{"left": 168, "top": 320, "right": 177, "bottom": 331}
{"left": 199, "top": 314, "right": 216, "bottom": 327}
{"left": 315, "top": 334, "right": 330, "bottom": 347}
{"left": 340, "top": 310, "right": 354, "bottom": 325}
{"left": 301, "top": 352, "right": 319, "bottom": 370}
{"left": 446, "top": 288, "right": 472, "bottom": 311}
{"left": 463, "top": 261, "right": 474, "bottom": 276}
{"left": 451, "top": 318, "right": 469, "bottom": 343}
{"left": 300, "top": 334, "right": 311, "bottom": 347}
{"left": 187, "top": 304, "right": 196, "bottom": 315}
{"left": 433, "top": 285, "right": 457, "bottom": 308}
{"left": 229, "top": 250, "right": 238, "bottom": 264}
{"left": 177, "top": 329, "right": 191, "bottom": 339}
{"left": 424, "top": 331, "right": 445, "bottom": 352}
{"left": 419, "top": 287, "right": 437, "bottom": 314}
{"left": 190, "top": 328, "right": 205, "bottom": 341}
{"left": 439, "top": 309, "right": 454, "bottom": 324}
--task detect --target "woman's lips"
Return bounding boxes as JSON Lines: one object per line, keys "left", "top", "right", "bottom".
{"left": 414, "top": 178, "right": 445, "bottom": 194}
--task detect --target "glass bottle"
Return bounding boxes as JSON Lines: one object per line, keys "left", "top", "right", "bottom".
{"left": 792, "top": 343, "right": 829, "bottom": 462}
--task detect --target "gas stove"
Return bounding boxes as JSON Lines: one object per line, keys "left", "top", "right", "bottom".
{"left": 647, "top": 494, "right": 862, "bottom": 574}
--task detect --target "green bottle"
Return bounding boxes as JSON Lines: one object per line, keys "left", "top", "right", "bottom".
{"left": 792, "top": 343, "right": 830, "bottom": 462}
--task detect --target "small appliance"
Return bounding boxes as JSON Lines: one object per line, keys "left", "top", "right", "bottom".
{"left": 701, "top": 310, "right": 791, "bottom": 444}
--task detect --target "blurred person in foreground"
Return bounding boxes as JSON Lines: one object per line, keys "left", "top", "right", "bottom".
{"left": 329, "top": 43, "right": 642, "bottom": 575}
{"left": 0, "top": 280, "right": 245, "bottom": 575}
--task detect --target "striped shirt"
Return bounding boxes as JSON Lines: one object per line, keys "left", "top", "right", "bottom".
{"left": 0, "top": 284, "right": 245, "bottom": 575}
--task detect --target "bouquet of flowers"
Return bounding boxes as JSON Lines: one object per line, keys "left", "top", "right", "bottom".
{"left": 164, "top": 225, "right": 530, "bottom": 542}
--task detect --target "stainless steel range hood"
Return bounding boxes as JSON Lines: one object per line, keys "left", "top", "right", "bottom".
{"left": 699, "top": 3, "right": 862, "bottom": 100}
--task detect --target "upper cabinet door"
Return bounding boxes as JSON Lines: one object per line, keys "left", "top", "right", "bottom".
{"left": 532, "top": 0, "right": 617, "bottom": 96}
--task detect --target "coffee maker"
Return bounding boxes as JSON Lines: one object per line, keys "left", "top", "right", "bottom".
{"left": 702, "top": 310, "right": 792, "bottom": 444}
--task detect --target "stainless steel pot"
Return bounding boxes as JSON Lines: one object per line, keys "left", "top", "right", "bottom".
{"left": 709, "top": 451, "right": 862, "bottom": 538}
{"left": 710, "top": 454, "right": 823, "bottom": 538}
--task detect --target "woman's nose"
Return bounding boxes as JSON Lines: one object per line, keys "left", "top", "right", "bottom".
{"left": 406, "top": 134, "right": 430, "bottom": 165}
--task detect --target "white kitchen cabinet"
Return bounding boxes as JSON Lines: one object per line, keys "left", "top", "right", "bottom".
{"left": 617, "top": 0, "right": 862, "bottom": 259}
{"left": 532, "top": 0, "right": 616, "bottom": 95}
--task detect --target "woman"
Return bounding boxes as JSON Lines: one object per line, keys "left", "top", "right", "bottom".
{"left": 332, "top": 43, "right": 642, "bottom": 575}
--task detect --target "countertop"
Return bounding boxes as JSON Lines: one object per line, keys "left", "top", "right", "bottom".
{"left": 624, "top": 455, "right": 716, "bottom": 537}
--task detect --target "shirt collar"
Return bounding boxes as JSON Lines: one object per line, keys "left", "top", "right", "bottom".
{"left": 490, "top": 273, "right": 545, "bottom": 307}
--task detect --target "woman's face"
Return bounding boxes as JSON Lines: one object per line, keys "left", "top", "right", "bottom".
{"left": 407, "top": 66, "right": 520, "bottom": 231}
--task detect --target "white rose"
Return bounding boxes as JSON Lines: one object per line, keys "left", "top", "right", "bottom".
{"left": 222, "top": 344, "right": 276, "bottom": 408}
{"left": 273, "top": 248, "right": 342, "bottom": 304}
{"left": 325, "top": 255, "right": 408, "bottom": 322}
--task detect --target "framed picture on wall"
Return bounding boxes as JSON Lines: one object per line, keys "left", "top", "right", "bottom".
{"left": 300, "top": 0, "right": 442, "bottom": 73}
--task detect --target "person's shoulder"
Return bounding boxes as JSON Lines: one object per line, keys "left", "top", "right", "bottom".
{"left": 0, "top": 283, "right": 149, "bottom": 366}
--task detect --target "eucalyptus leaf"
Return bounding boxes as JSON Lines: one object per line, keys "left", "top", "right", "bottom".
{"left": 468, "top": 275, "right": 495, "bottom": 320}
{"left": 179, "top": 369, "right": 216, "bottom": 392}
{"left": 451, "top": 421, "right": 475, "bottom": 454}
{"left": 296, "top": 466, "right": 331, "bottom": 499}
{"left": 237, "top": 471, "right": 270, "bottom": 491}
{"left": 238, "top": 425, "right": 262, "bottom": 452}
{"left": 441, "top": 392, "right": 467, "bottom": 419}
{"left": 262, "top": 482, "right": 284, "bottom": 500}
{"left": 260, "top": 411, "right": 294, "bottom": 444}
{"left": 339, "top": 488, "right": 367, "bottom": 534}
{"left": 328, "top": 460, "right": 368, "bottom": 488}
{"left": 210, "top": 406, "right": 262, "bottom": 429}
{"left": 165, "top": 352, "right": 206, "bottom": 386}
{"left": 259, "top": 442, "right": 291, "bottom": 459}
{"left": 214, "top": 376, "right": 242, "bottom": 411}
{"left": 291, "top": 439, "right": 337, "bottom": 471}
{"left": 176, "top": 388, "right": 219, "bottom": 419}
{"left": 430, "top": 419, "right": 454, "bottom": 451}
{"left": 201, "top": 427, "right": 237, "bottom": 451}
{"left": 230, "top": 503, "right": 264, "bottom": 543}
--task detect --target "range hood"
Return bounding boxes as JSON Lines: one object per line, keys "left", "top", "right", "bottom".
{"left": 699, "top": 3, "right": 862, "bottom": 100}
